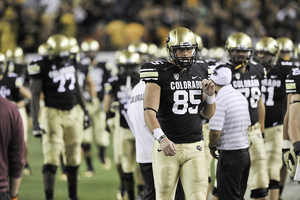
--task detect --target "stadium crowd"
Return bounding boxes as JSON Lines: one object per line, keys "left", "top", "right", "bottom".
{"left": 1, "top": 0, "right": 300, "bottom": 200}
{"left": 0, "top": 0, "right": 300, "bottom": 54}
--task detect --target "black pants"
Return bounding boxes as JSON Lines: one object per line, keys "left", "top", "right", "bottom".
{"left": 0, "top": 191, "right": 9, "bottom": 200}
{"left": 139, "top": 163, "right": 185, "bottom": 200}
{"left": 217, "top": 148, "right": 250, "bottom": 200}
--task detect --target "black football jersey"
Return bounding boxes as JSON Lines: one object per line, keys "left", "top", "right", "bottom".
{"left": 0, "top": 73, "right": 23, "bottom": 102}
{"left": 140, "top": 60, "right": 208, "bottom": 143}
{"left": 27, "top": 56, "right": 78, "bottom": 110}
{"left": 286, "top": 68, "right": 300, "bottom": 95}
{"left": 231, "top": 61, "right": 264, "bottom": 125}
{"left": 105, "top": 73, "right": 140, "bottom": 128}
{"left": 262, "top": 62, "right": 293, "bottom": 128}
{"left": 90, "top": 62, "right": 110, "bottom": 101}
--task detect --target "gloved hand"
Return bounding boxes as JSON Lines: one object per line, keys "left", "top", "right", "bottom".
{"left": 83, "top": 109, "right": 91, "bottom": 130}
{"left": 282, "top": 148, "right": 295, "bottom": 171}
{"left": 32, "top": 123, "right": 46, "bottom": 138}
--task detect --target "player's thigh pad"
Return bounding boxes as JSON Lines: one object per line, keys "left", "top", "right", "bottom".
{"left": 93, "top": 109, "right": 110, "bottom": 147}
{"left": 63, "top": 106, "right": 82, "bottom": 166}
{"left": 18, "top": 107, "right": 28, "bottom": 142}
{"left": 41, "top": 107, "right": 64, "bottom": 165}
{"left": 203, "top": 123, "right": 213, "bottom": 176}
{"left": 265, "top": 125, "right": 283, "bottom": 181}
{"left": 247, "top": 124, "right": 269, "bottom": 190}
{"left": 152, "top": 141, "right": 180, "bottom": 200}
{"left": 120, "top": 127, "right": 135, "bottom": 173}
{"left": 180, "top": 141, "right": 208, "bottom": 200}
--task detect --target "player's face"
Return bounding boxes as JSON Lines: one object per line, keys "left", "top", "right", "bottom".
{"left": 256, "top": 52, "right": 272, "bottom": 64}
{"left": 279, "top": 51, "right": 292, "bottom": 61}
{"left": 232, "top": 50, "right": 248, "bottom": 62}
{"left": 174, "top": 48, "right": 193, "bottom": 57}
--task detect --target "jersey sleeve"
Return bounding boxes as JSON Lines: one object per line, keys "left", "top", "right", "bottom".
{"left": 140, "top": 61, "right": 167, "bottom": 87}
{"left": 286, "top": 68, "right": 299, "bottom": 94}
{"left": 27, "top": 58, "right": 43, "bottom": 79}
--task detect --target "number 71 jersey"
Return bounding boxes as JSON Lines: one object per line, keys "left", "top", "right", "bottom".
{"left": 28, "top": 56, "right": 78, "bottom": 110}
{"left": 140, "top": 60, "right": 209, "bottom": 143}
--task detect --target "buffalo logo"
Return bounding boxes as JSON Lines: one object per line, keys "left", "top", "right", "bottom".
{"left": 196, "top": 146, "right": 202, "bottom": 151}
{"left": 173, "top": 73, "right": 180, "bottom": 80}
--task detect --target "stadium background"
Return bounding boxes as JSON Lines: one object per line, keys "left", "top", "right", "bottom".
{"left": 1, "top": 0, "right": 299, "bottom": 199}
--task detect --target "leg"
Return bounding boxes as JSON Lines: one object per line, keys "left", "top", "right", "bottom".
{"left": 139, "top": 163, "right": 155, "bottom": 200}
{"left": 247, "top": 124, "right": 269, "bottom": 200}
{"left": 152, "top": 142, "right": 180, "bottom": 200}
{"left": 42, "top": 164, "right": 57, "bottom": 200}
{"left": 180, "top": 141, "right": 208, "bottom": 200}
{"left": 265, "top": 126, "right": 283, "bottom": 200}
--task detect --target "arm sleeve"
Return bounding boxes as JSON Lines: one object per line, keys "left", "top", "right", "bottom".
{"left": 8, "top": 109, "right": 25, "bottom": 178}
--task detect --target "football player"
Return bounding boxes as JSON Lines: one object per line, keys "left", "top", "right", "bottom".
{"left": 194, "top": 33, "right": 215, "bottom": 200}
{"left": 141, "top": 27, "right": 215, "bottom": 200}
{"left": 81, "top": 38, "right": 112, "bottom": 174}
{"left": 0, "top": 51, "right": 32, "bottom": 176}
{"left": 225, "top": 32, "right": 269, "bottom": 200}
{"left": 283, "top": 44, "right": 300, "bottom": 184}
{"left": 28, "top": 34, "right": 90, "bottom": 200}
{"left": 254, "top": 37, "right": 294, "bottom": 200}
{"left": 103, "top": 50, "right": 141, "bottom": 200}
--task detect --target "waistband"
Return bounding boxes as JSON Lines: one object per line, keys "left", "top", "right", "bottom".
{"left": 218, "top": 147, "right": 248, "bottom": 154}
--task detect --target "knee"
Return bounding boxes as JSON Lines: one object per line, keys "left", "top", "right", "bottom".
{"left": 269, "top": 180, "right": 280, "bottom": 189}
{"left": 42, "top": 164, "right": 58, "bottom": 174}
{"left": 250, "top": 188, "right": 269, "bottom": 199}
{"left": 65, "top": 165, "right": 79, "bottom": 173}
{"left": 81, "top": 143, "right": 91, "bottom": 152}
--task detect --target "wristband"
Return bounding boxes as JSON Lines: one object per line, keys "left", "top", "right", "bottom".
{"left": 209, "top": 144, "right": 216, "bottom": 150}
{"left": 282, "top": 140, "right": 291, "bottom": 149}
{"left": 206, "top": 94, "right": 215, "bottom": 105}
{"left": 158, "top": 135, "right": 167, "bottom": 143}
{"left": 153, "top": 128, "right": 164, "bottom": 140}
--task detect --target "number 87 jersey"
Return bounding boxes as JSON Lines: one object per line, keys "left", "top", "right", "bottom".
{"left": 140, "top": 60, "right": 209, "bottom": 144}
{"left": 28, "top": 56, "right": 78, "bottom": 110}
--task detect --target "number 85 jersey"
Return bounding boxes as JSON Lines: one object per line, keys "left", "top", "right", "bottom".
{"left": 140, "top": 60, "right": 209, "bottom": 144}
{"left": 28, "top": 56, "right": 78, "bottom": 110}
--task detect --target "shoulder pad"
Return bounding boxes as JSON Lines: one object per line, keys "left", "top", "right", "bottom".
{"left": 140, "top": 62, "right": 162, "bottom": 81}
{"left": 27, "top": 63, "right": 41, "bottom": 75}
{"left": 15, "top": 77, "right": 23, "bottom": 88}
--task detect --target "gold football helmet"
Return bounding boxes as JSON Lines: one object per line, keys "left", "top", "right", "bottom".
{"left": 166, "top": 27, "right": 198, "bottom": 68}
{"left": 68, "top": 36, "right": 79, "bottom": 53}
{"left": 38, "top": 43, "right": 50, "bottom": 56}
{"left": 128, "top": 41, "right": 148, "bottom": 54}
{"left": 46, "top": 34, "right": 70, "bottom": 59}
{"left": 225, "top": 32, "right": 253, "bottom": 65}
{"left": 276, "top": 37, "right": 294, "bottom": 61}
{"left": 6, "top": 46, "right": 24, "bottom": 64}
{"left": 295, "top": 43, "right": 300, "bottom": 61}
{"left": 194, "top": 33, "right": 203, "bottom": 51}
{"left": 253, "top": 37, "right": 278, "bottom": 66}
{"left": 0, "top": 53, "right": 7, "bottom": 75}
{"left": 117, "top": 50, "right": 141, "bottom": 76}
{"left": 81, "top": 38, "right": 100, "bottom": 52}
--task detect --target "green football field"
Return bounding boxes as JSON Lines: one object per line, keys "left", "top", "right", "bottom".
{"left": 20, "top": 132, "right": 123, "bottom": 200}
{"left": 19, "top": 132, "right": 216, "bottom": 200}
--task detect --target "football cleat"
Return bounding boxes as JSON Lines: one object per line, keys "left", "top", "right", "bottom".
{"left": 59, "top": 173, "right": 68, "bottom": 181}
{"left": 82, "top": 170, "right": 94, "bottom": 178}
{"left": 101, "top": 157, "right": 112, "bottom": 171}
{"left": 117, "top": 188, "right": 128, "bottom": 200}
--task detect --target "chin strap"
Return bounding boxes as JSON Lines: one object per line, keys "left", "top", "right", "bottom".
{"left": 234, "top": 59, "right": 248, "bottom": 70}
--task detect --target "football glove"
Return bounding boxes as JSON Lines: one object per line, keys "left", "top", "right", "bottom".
{"left": 32, "top": 124, "right": 46, "bottom": 138}
{"left": 83, "top": 110, "right": 91, "bottom": 130}
{"left": 282, "top": 148, "right": 296, "bottom": 171}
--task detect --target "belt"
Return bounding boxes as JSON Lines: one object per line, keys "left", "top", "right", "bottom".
{"left": 218, "top": 148, "right": 248, "bottom": 154}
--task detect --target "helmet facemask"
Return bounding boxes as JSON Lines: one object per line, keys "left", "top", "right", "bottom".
{"left": 228, "top": 48, "right": 252, "bottom": 65}
{"left": 253, "top": 51, "right": 275, "bottom": 67}
{"left": 168, "top": 45, "right": 198, "bottom": 68}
